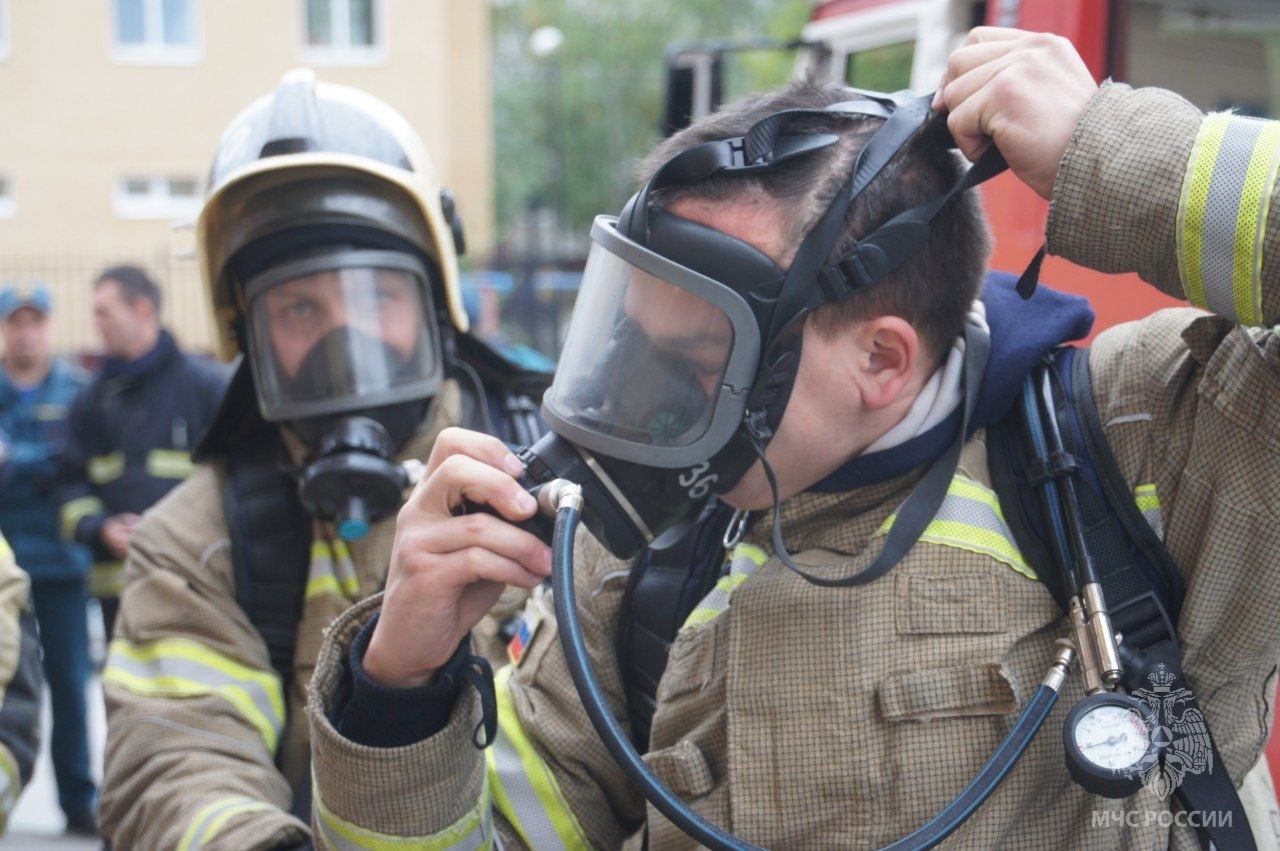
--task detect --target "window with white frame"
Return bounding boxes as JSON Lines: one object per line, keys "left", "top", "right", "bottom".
{"left": 114, "top": 176, "right": 201, "bottom": 220}
{"left": 0, "top": 177, "right": 15, "bottom": 219}
{"left": 303, "top": 0, "right": 385, "bottom": 65}
{"left": 113, "top": 0, "right": 201, "bottom": 64}
{"left": 0, "top": 0, "right": 10, "bottom": 62}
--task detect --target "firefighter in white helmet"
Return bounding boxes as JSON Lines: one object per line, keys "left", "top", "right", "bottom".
{"left": 99, "top": 69, "right": 546, "bottom": 849}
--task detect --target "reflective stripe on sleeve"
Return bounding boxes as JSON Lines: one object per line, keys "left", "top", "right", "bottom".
{"left": 103, "top": 637, "right": 285, "bottom": 753}
{"left": 313, "top": 771, "right": 494, "bottom": 850}
{"left": 90, "top": 561, "right": 125, "bottom": 598}
{"left": 178, "top": 795, "right": 276, "bottom": 851}
{"left": 0, "top": 745, "right": 19, "bottom": 834}
{"left": 146, "top": 449, "right": 195, "bottom": 480}
{"left": 87, "top": 451, "right": 126, "bottom": 485}
{"left": 1134, "top": 483, "right": 1164, "bottom": 540}
{"left": 59, "top": 496, "right": 104, "bottom": 541}
{"left": 486, "top": 666, "right": 590, "bottom": 851}
{"left": 876, "top": 474, "right": 1037, "bottom": 580}
{"left": 1176, "top": 113, "right": 1280, "bottom": 325}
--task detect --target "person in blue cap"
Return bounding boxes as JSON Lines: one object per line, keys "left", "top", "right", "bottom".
{"left": 0, "top": 283, "right": 98, "bottom": 835}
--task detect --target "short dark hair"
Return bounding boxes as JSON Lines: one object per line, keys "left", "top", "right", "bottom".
{"left": 637, "top": 81, "right": 991, "bottom": 365}
{"left": 95, "top": 264, "right": 162, "bottom": 313}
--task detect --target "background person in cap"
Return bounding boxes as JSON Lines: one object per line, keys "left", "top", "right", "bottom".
{"left": 56, "top": 265, "right": 230, "bottom": 639}
{"left": 0, "top": 284, "right": 97, "bottom": 834}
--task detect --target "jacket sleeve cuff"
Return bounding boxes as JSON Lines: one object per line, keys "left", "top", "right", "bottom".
{"left": 307, "top": 594, "right": 488, "bottom": 842}
{"left": 333, "top": 614, "right": 467, "bottom": 748}
{"left": 1047, "top": 81, "right": 1203, "bottom": 291}
{"left": 74, "top": 511, "right": 106, "bottom": 550}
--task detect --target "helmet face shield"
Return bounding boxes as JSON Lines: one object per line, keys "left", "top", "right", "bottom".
{"left": 245, "top": 249, "right": 442, "bottom": 422}
{"left": 543, "top": 217, "right": 760, "bottom": 468}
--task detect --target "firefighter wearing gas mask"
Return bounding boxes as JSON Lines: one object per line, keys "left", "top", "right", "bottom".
{"left": 307, "top": 31, "right": 1280, "bottom": 851}
{"left": 98, "top": 71, "right": 546, "bottom": 849}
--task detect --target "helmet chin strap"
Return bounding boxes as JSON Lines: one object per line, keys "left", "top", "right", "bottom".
{"left": 745, "top": 321, "right": 990, "bottom": 588}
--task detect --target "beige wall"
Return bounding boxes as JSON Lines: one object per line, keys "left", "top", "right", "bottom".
{"left": 0, "top": 0, "right": 493, "bottom": 354}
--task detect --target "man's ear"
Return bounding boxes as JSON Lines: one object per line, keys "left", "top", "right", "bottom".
{"left": 850, "top": 316, "right": 920, "bottom": 411}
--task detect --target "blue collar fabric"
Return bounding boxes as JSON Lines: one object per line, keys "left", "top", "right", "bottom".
{"left": 101, "top": 329, "right": 177, "bottom": 382}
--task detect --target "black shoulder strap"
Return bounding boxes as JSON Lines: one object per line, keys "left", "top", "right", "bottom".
{"left": 993, "top": 348, "right": 1252, "bottom": 851}
{"left": 616, "top": 499, "right": 736, "bottom": 749}
{"left": 1068, "top": 348, "right": 1187, "bottom": 618}
{"left": 223, "top": 430, "right": 312, "bottom": 689}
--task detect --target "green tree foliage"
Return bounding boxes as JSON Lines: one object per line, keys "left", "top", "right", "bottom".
{"left": 492, "top": 0, "right": 812, "bottom": 239}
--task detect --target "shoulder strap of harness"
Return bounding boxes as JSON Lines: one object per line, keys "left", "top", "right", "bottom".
{"left": 990, "top": 346, "right": 1252, "bottom": 851}
{"left": 616, "top": 499, "right": 737, "bottom": 749}
{"left": 223, "top": 428, "right": 313, "bottom": 691}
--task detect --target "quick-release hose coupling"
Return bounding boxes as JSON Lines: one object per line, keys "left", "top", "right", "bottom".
{"left": 540, "top": 479, "right": 584, "bottom": 514}
{"left": 1069, "top": 597, "right": 1104, "bottom": 695}
{"left": 1043, "top": 638, "right": 1077, "bottom": 693}
{"left": 1081, "top": 583, "right": 1123, "bottom": 688}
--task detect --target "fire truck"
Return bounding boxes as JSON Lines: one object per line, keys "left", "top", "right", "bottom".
{"left": 662, "top": 0, "right": 1280, "bottom": 795}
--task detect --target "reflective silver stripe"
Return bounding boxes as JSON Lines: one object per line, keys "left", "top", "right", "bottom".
{"left": 1201, "top": 117, "right": 1265, "bottom": 320}
{"left": 680, "top": 543, "right": 768, "bottom": 632}
{"left": 179, "top": 796, "right": 274, "bottom": 851}
{"left": 488, "top": 729, "right": 568, "bottom": 850}
{"left": 314, "top": 776, "right": 494, "bottom": 850}
{"left": 103, "top": 638, "right": 284, "bottom": 753}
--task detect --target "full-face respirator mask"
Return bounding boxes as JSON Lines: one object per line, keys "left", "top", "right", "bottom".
{"left": 495, "top": 90, "right": 1073, "bottom": 851}
{"left": 515, "top": 90, "right": 1016, "bottom": 567}
{"left": 242, "top": 247, "right": 444, "bottom": 539}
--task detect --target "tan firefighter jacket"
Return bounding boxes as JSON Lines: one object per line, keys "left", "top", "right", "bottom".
{"left": 0, "top": 533, "right": 40, "bottom": 836}
{"left": 98, "top": 382, "right": 528, "bottom": 849}
{"left": 306, "top": 84, "right": 1280, "bottom": 850}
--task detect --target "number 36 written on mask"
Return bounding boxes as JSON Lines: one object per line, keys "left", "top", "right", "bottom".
{"left": 679, "top": 462, "right": 718, "bottom": 500}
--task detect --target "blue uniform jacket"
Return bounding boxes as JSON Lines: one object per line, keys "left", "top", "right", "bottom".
{"left": 0, "top": 358, "right": 92, "bottom": 582}
{"left": 56, "top": 331, "right": 230, "bottom": 588}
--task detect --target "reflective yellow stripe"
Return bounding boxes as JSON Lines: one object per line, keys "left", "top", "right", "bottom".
{"left": 60, "top": 496, "right": 104, "bottom": 540}
{"left": 315, "top": 770, "right": 494, "bottom": 850}
{"left": 146, "top": 448, "right": 195, "bottom": 480}
{"left": 735, "top": 543, "right": 768, "bottom": 566}
{"left": 90, "top": 561, "right": 125, "bottom": 598}
{"left": 486, "top": 666, "right": 590, "bottom": 850}
{"left": 1178, "top": 114, "right": 1231, "bottom": 311}
{"left": 178, "top": 796, "right": 275, "bottom": 851}
{"left": 877, "top": 474, "right": 1037, "bottom": 580}
{"left": 87, "top": 450, "right": 125, "bottom": 485}
{"left": 306, "top": 540, "right": 361, "bottom": 601}
{"left": 103, "top": 638, "right": 284, "bottom": 753}
{"left": 1178, "top": 113, "right": 1280, "bottom": 325}
{"left": 1134, "top": 483, "right": 1160, "bottom": 513}
{"left": 305, "top": 573, "right": 361, "bottom": 601}
{"left": 0, "top": 534, "right": 12, "bottom": 567}
{"left": 679, "top": 543, "right": 769, "bottom": 633}
{"left": 1234, "top": 121, "right": 1280, "bottom": 325}
{"left": 0, "top": 744, "right": 18, "bottom": 833}
{"left": 1134, "top": 483, "right": 1165, "bottom": 539}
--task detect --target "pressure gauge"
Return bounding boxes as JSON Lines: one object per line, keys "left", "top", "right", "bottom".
{"left": 1063, "top": 692, "right": 1160, "bottom": 799}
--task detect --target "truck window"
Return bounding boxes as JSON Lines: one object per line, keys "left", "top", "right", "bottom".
{"left": 843, "top": 41, "right": 914, "bottom": 91}
{"left": 1117, "top": 0, "right": 1274, "bottom": 117}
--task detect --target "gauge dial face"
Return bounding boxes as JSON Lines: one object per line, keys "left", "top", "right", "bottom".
{"left": 1072, "top": 704, "right": 1152, "bottom": 770}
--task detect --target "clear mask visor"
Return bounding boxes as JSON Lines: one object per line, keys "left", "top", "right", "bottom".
{"left": 246, "top": 249, "right": 441, "bottom": 422}
{"left": 545, "top": 239, "right": 737, "bottom": 450}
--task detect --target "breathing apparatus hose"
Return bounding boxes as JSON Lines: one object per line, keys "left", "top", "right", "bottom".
{"left": 548, "top": 483, "right": 1075, "bottom": 851}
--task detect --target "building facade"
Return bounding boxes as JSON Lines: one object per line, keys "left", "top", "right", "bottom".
{"left": 0, "top": 0, "right": 493, "bottom": 354}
